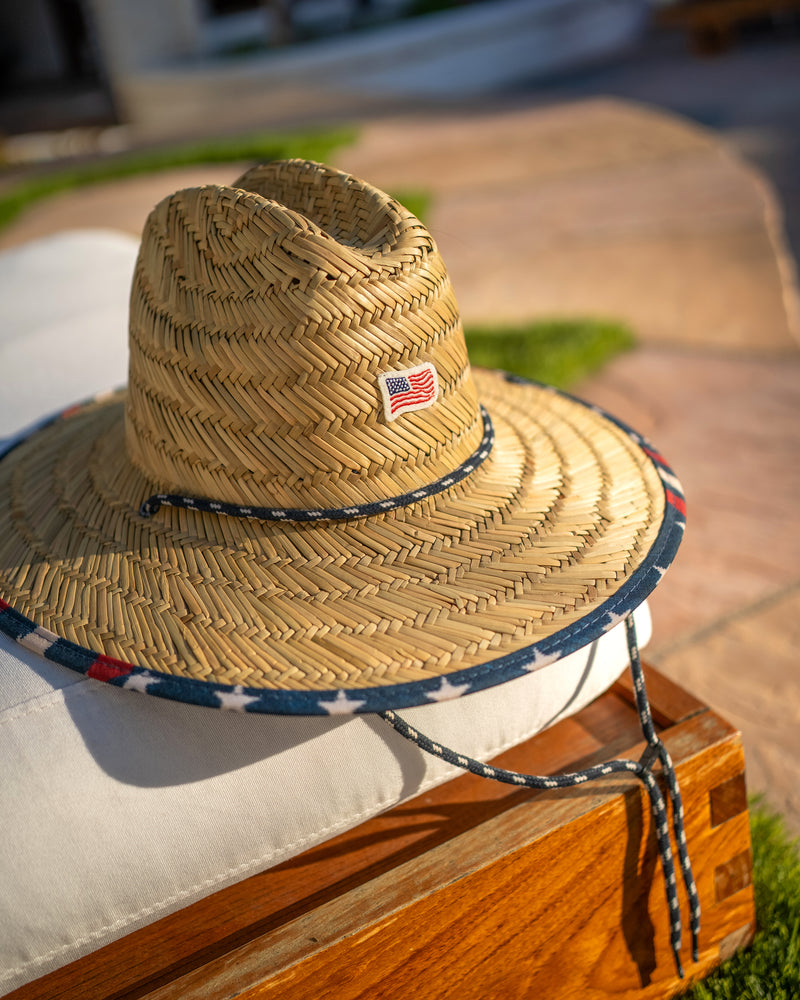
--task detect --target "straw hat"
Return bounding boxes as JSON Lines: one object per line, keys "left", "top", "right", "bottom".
{"left": 0, "top": 159, "right": 685, "bottom": 715}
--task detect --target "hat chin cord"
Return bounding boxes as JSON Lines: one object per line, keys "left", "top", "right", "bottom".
{"left": 380, "top": 616, "right": 700, "bottom": 979}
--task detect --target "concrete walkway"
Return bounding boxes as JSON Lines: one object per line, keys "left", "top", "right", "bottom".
{"left": 2, "top": 95, "right": 799, "bottom": 832}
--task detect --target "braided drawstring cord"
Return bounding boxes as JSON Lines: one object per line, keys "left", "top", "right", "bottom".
{"left": 139, "top": 408, "right": 495, "bottom": 523}
{"left": 379, "top": 615, "right": 700, "bottom": 978}
{"left": 624, "top": 616, "right": 701, "bottom": 963}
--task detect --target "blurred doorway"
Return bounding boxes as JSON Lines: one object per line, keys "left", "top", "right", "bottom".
{"left": 0, "top": 0, "right": 116, "bottom": 136}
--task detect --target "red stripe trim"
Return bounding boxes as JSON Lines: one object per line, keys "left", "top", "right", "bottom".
{"left": 0, "top": 598, "right": 9, "bottom": 612}
{"left": 88, "top": 655, "right": 134, "bottom": 682}
{"left": 644, "top": 445, "right": 666, "bottom": 465}
{"left": 666, "top": 489, "right": 686, "bottom": 516}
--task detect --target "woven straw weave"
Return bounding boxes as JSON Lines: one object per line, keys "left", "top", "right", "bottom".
{"left": 127, "top": 160, "right": 481, "bottom": 510}
{"left": 0, "top": 160, "right": 666, "bottom": 695}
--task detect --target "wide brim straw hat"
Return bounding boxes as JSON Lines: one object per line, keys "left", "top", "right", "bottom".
{"left": 0, "top": 159, "right": 685, "bottom": 715}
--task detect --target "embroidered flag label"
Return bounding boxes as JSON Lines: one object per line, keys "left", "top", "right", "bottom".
{"left": 378, "top": 362, "right": 439, "bottom": 421}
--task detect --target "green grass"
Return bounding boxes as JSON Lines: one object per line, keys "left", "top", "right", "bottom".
{"left": 464, "top": 318, "right": 635, "bottom": 388}
{"left": 685, "top": 799, "right": 800, "bottom": 1000}
{"left": 0, "top": 127, "right": 355, "bottom": 233}
{"left": 390, "top": 189, "right": 431, "bottom": 224}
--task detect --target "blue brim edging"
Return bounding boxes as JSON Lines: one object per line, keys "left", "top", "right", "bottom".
{"left": 0, "top": 374, "right": 685, "bottom": 715}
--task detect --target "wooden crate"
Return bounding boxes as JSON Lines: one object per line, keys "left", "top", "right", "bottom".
{"left": 12, "top": 667, "right": 755, "bottom": 1000}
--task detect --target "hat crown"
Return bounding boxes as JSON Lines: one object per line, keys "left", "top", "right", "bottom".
{"left": 125, "top": 159, "right": 482, "bottom": 510}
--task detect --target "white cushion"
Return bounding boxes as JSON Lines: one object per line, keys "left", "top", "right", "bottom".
{"left": 0, "top": 231, "right": 649, "bottom": 994}
{"left": 0, "top": 230, "right": 132, "bottom": 440}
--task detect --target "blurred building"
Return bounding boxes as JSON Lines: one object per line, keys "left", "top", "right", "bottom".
{"left": 0, "top": 0, "right": 648, "bottom": 141}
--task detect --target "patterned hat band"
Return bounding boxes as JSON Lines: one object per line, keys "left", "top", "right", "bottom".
{"left": 140, "top": 407, "right": 495, "bottom": 523}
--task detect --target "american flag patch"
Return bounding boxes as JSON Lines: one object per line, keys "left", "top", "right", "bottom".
{"left": 378, "top": 363, "right": 439, "bottom": 421}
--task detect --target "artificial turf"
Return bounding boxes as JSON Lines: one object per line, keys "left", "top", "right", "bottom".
{"left": 464, "top": 317, "right": 635, "bottom": 388}
{"left": 0, "top": 127, "right": 355, "bottom": 232}
{"left": 684, "top": 799, "right": 800, "bottom": 999}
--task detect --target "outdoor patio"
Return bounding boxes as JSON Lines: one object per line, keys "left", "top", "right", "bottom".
{"left": 1, "top": 5, "right": 799, "bottom": 995}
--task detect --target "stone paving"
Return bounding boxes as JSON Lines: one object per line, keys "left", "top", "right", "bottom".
{"left": 338, "top": 100, "right": 799, "bottom": 353}
{"left": 2, "top": 96, "right": 799, "bottom": 831}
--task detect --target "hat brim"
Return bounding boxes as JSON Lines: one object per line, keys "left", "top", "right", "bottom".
{"left": 0, "top": 368, "right": 684, "bottom": 714}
